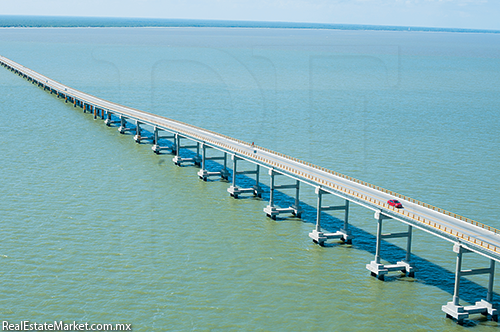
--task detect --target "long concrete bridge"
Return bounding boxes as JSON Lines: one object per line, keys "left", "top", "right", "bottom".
{"left": 2, "top": 55, "right": 499, "bottom": 324}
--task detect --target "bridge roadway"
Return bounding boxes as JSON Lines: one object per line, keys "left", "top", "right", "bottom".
{"left": 2, "top": 55, "right": 499, "bottom": 322}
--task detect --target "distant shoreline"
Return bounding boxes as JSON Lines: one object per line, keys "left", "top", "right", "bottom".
{"left": 0, "top": 15, "right": 499, "bottom": 34}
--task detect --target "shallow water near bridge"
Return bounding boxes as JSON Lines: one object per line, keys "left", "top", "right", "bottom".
{"left": 1, "top": 27, "right": 500, "bottom": 330}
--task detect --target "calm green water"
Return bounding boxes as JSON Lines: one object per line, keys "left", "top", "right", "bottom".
{"left": 1, "top": 27, "right": 500, "bottom": 331}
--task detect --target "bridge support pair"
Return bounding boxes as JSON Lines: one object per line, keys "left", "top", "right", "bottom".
{"left": 172, "top": 134, "right": 201, "bottom": 166}
{"left": 152, "top": 127, "right": 176, "bottom": 154}
{"left": 120, "top": 121, "right": 178, "bottom": 156}
{"left": 366, "top": 211, "right": 416, "bottom": 280}
{"left": 197, "top": 144, "right": 230, "bottom": 181}
{"left": 309, "top": 188, "right": 353, "bottom": 245}
{"left": 104, "top": 112, "right": 120, "bottom": 127}
{"left": 133, "top": 121, "right": 153, "bottom": 144}
{"left": 74, "top": 98, "right": 82, "bottom": 108}
{"left": 263, "top": 169, "right": 302, "bottom": 220}
{"left": 80, "top": 102, "right": 106, "bottom": 120}
{"left": 117, "top": 116, "right": 135, "bottom": 135}
{"left": 227, "top": 155, "right": 262, "bottom": 198}
{"left": 442, "top": 243, "right": 498, "bottom": 324}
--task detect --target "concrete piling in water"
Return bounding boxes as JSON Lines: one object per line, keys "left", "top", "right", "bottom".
{"left": 263, "top": 169, "right": 302, "bottom": 220}
{"left": 308, "top": 188, "right": 353, "bottom": 246}
{"left": 227, "top": 155, "right": 262, "bottom": 198}
{"left": 365, "top": 211, "right": 415, "bottom": 280}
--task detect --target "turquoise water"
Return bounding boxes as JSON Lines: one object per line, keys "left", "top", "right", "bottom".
{"left": 1, "top": 27, "right": 500, "bottom": 330}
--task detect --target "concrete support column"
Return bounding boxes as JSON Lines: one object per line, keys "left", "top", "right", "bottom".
{"left": 294, "top": 181, "right": 301, "bottom": 216}
{"left": 172, "top": 135, "right": 200, "bottom": 166}
{"left": 269, "top": 170, "right": 276, "bottom": 208}
{"left": 227, "top": 155, "right": 261, "bottom": 198}
{"left": 487, "top": 260, "right": 496, "bottom": 303}
{"left": 221, "top": 153, "right": 229, "bottom": 180}
{"left": 452, "top": 246, "right": 463, "bottom": 306}
{"left": 344, "top": 200, "right": 350, "bottom": 235}
{"left": 118, "top": 116, "right": 128, "bottom": 134}
{"left": 374, "top": 215, "right": 383, "bottom": 265}
{"left": 152, "top": 127, "right": 175, "bottom": 155}
{"left": 309, "top": 188, "right": 353, "bottom": 245}
{"left": 195, "top": 142, "right": 201, "bottom": 166}
{"left": 442, "top": 244, "right": 498, "bottom": 323}
{"left": 307, "top": 188, "right": 327, "bottom": 245}
{"left": 201, "top": 143, "right": 207, "bottom": 171}
{"left": 134, "top": 121, "right": 142, "bottom": 143}
{"left": 152, "top": 126, "right": 160, "bottom": 153}
{"left": 175, "top": 133, "right": 180, "bottom": 156}
{"left": 197, "top": 144, "right": 230, "bottom": 180}
{"left": 105, "top": 112, "right": 113, "bottom": 126}
{"left": 231, "top": 155, "right": 237, "bottom": 190}
{"left": 315, "top": 189, "right": 323, "bottom": 232}
{"left": 366, "top": 211, "right": 414, "bottom": 280}
{"left": 405, "top": 225, "right": 413, "bottom": 264}
{"left": 255, "top": 165, "right": 261, "bottom": 193}
{"left": 153, "top": 127, "right": 159, "bottom": 146}
{"left": 172, "top": 134, "right": 177, "bottom": 155}
{"left": 264, "top": 170, "right": 302, "bottom": 219}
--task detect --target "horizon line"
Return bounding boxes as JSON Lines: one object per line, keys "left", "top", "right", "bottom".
{"left": 1, "top": 15, "right": 499, "bottom": 33}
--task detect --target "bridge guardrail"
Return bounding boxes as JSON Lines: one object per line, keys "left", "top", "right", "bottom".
{"left": 247, "top": 143, "right": 500, "bottom": 236}
{"left": 238, "top": 142, "right": 500, "bottom": 255}
{"left": 197, "top": 130, "right": 500, "bottom": 255}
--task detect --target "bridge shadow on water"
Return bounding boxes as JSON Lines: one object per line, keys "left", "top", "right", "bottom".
{"left": 238, "top": 175, "right": 500, "bottom": 327}
{"left": 194, "top": 153, "right": 498, "bottom": 302}
{"left": 116, "top": 125, "right": 498, "bottom": 324}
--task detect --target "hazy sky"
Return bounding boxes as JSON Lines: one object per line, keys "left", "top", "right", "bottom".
{"left": 3, "top": 0, "right": 499, "bottom": 30}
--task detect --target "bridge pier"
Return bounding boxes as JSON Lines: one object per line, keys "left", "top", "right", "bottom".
{"left": 104, "top": 112, "right": 120, "bottom": 126}
{"left": 366, "top": 211, "right": 416, "bottom": 280}
{"left": 227, "top": 155, "right": 262, "bottom": 198}
{"left": 133, "top": 121, "right": 152, "bottom": 143}
{"left": 442, "top": 244, "right": 498, "bottom": 324}
{"left": 309, "top": 188, "right": 353, "bottom": 246}
{"left": 151, "top": 127, "right": 176, "bottom": 154}
{"left": 118, "top": 116, "right": 135, "bottom": 134}
{"left": 263, "top": 169, "right": 302, "bottom": 220}
{"left": 197, "top": 144, "right": 230, "bottom": 181}
{"left": 94, "top": 107, "right": 104, "bottom": 120}
{"left": 173, "top": 134, "right": 201, "bottom": 166}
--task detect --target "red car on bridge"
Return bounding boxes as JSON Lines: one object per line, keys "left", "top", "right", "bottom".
{"left": 388, "top": 199, "right": 403, "bottom": 208}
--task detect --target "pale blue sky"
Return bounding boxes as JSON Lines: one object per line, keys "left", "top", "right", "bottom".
{"left": 3, "top": 0, "right": 499, "bottom": 30}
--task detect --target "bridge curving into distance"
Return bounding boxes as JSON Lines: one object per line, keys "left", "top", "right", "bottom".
{"left": 2, "top": 55, "right": 499, "bottom": 324}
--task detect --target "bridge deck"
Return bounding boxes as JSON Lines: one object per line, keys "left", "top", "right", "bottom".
{"left": 2, "top": 54, "right": 499, "bottom": 263}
